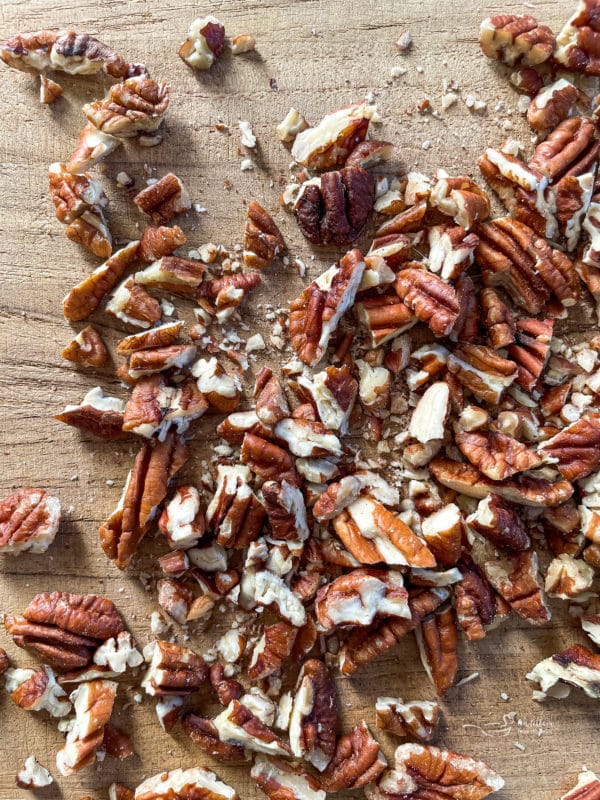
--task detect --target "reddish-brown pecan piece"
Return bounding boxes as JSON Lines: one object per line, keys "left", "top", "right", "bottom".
{"left": 0, "top": 648, "right": 9, "bottom": 675}
{"left": 429, "top": 458, "right": 573, "bottom": 507}
{"left": 133, "top": 173, "right": 191, "bottom": 224}
{"left": 67, "top": 122, "right": 121, "bottom": 173}
{"left": 123, "top": 374, "right": 207, "bottom": 440}
{"left": 178, "top": 16, "right": 225, "bottom": 70}
{"left": 241, "top": 433, "right": 301, "bottom": 487}
{"left": 415, "top": 607, "right": 458, "bottom": 697}
{"left": 206, "top": 463, "right": 266, "bottom": 548}
{"left": 355, "top": 291, "right": 416, "bottom": 347}
{"left": 65, "top": 207, "right": 112, "bottom": 259}
{"left": 366, "top": 743, "right": 504, "bottom": 800}
{"left": 56, "top": 387, "right": 126, "bottom": 440}
{"left": 480, "top": 288, "right": 515, "bottom": 349}
{"left": 430, "top": 174, "right": 491, "bottom": 230}
{"left": 48, "top": 161, "right": 108, "bottom": 225}
{"left": 507, "top": 317, "right": 553, "bottom": 392}
{"left": 375, "top": 698, "right": 440, "bottom": 741}
{"left": 453, "top": 559, "right": 498, "bottom": 641}
{"left": 545, "top": 554, "right": 594, "bottom": 599}
{"left": 251, "top": 756, "right": 325, "bottom": 800}
{"left": 210, "top": 663, "right": 244, "bottom": 706}
{"left": 346, "top": 139, "right": 394, "bottom": 168}
{"left": 289, "top": 659, "right": 337, "bottom": 769}
{"left": 420, "top": 504, "right": 463, "bottom": 567}
{"left": 117, "top": 321, "right": 183, "bottom": 355}
{"left": 244, "top": 201, "right": 285, "bottom": 269}
{"left": 99, "top": 432, "right": 188, "bottom": 569}
{"left": 527, "top": 643, "right": 600, "bottom": 700}
{"left": 539, "top": 412, "right": 600, "bottom": 480}
{"left": 127, "top": 344, "right": 197, "bottom": 379}
{"left": 40, "top": 74, "right": 62, "bottom": 105}
{"left": 455, "top": 428, "right": 542, "bottom": 481}
{"left": 315, "top": 568, "right": 410, "bottom": 630}
{"left": 479, "top": 14, "right": 555, "bottom": 65}
{"left": 182, "top": 714, "right": 249, "bottom": 762}
{"left": 467, "top": 494, "right": 531, "bottom": 551}
{"left": 213, "top": 699, "right": 291, "bottom": 756}
{"left": 135, "top": 767, "right": 238, "bottom": 800}
{"left": 527, "top": 79, "right": 582, "bottom": 131}
{"left": 262, "top": 480, "right": 309, "bottom": 543}
{"left": 248, "top": 621, "right": 298, "bottom": 681}
{"left": 135, "top": 256, "right": 205, "bottom": 296}
{"left": 103, "top": 723, "right": 134, "bottom": 760}
{"left": 395, "top": 268, "right": 459, "bottom": 337}
{"left": 159, "top": 485, "right": 205, "bottom": 550}
{"left": 291, "top": 103, "right": 374, "bottom": 171}
{"left": 294, "top": 167, "right": 374, "bottom": 246}
{"left": 320, "top": 721, "right": 386, "bottom": 791}
{"left": 559, "top": 770, "right": 600, "bottom": 800}
{"left": 289, "top": 248, "right": 365, "bottom": 366}
{"left": 0, "top": 488, "right": 61, "bottom": 555}
{"left": 530, "top": 117, "right": 599, "bottom": 181}
{"left": 256, "top": 375, "right": 290, "bottom": 426}
{"left": 139, "top": 225, "right": 186, "bottom": 262}
{"left": 198, "top": 272, "right": 261, "bottom": 320}
{"left": 447, "top": 344, "right": 517, "bottom": 405}
{"left": 510, "top": 66, "right": 545, "bottom": 96}
{"left": 106, "top": 277, "right": 162, "bottom": 328}
{"left": 61, "top": 325, "right": 108, "bottom": 368}
{"left": 482, "top": 549, "right": 550, "bottom": 625}
{"left": 555, "top": 0, "right": 600, "bottom": 75}
{"left": 428, "top": 224, "right": 478, "bottom": 281}
{"left": 142, "top": 640, "right": 207, "bottom": 696}
{"left": 83, "top": 75, "right": 169, "bottom": 137}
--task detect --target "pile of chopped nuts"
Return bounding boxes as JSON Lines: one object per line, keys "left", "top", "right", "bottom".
{"left": 1, "top": 4, "right": 600, "bottom": 799}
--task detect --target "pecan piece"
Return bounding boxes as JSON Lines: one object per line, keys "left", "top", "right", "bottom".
{"left": 256, "top": 375, "right": 290, "bottom": 426}
{"left": 135, "top": 256, "right": 205, "bottom": 295}
{"left": 66, "top": 209, "right": 112, "bottom": 258}
{"left": 182, "top": 714, "right": 249, "bottom": 763}
{"left": 68, "top": 123, "right": 122, "bottom": 173}
{"left": 289, "top": 249, "right": 365, "bottom": 366}
{"left": 191, "top": 357, "right": 242, "bottom": 412}
{"left": 429, "top": 173, "right": 491, "bottom": 229}
{"left": 291, "top": 102, "right": 375, "bottom": 171}
{"left": 6, "top": 664, "right": 71, "bottom": 715}
{"left": 530, "top": 117, "right": 599, "bottom": 181}
{"left": 527, "top": 643, "right": 600, "bottom": 700}
{"left": 375, "top": 697, "right": 440, "bottom": 741}
{"left": 455, "top": 428, "right": 542, "bottom": 481}
{"left": 539, "top": 412, "right": 600, "bottom": 480}
{"left": 275, "top": 417, "right": 341, "bottom": 458}
{"left": 555, "top": 170, "right": 596, "bottom": 252}
{"left": 135, "top": 767, "right": 238, "bottom": 800}
{"left": 206, "top": 464, "right": 265, "bottom": 548}
{"left": 420, "top": 504, "right": 463, "bottom": 567}
{"left": 210, "top": 662, "right": 244, "bottom": 706}
{"left": 61, "top": 325, "right": 108, "bottom": 368}
{"left": 244, "top": 201, "right": 285, "bottom": 269}
{"left": 56, "top": 387, "right": 125, "bottom": 440}
{"left": 453, "top": 559, "right": 498, "bottom": 641}
{"left": 123, "top": 374, "right": 207, "bottom": 440}
{"left": 99, "top": 432, "right": 188, "bottom": 569}
{"left": 480, "top": 14, "right": 555, "bottom": 65}
{"left": 428, "top": 224, "right": 478, "bottom": 281}
{"left": 56, "top": 679, "right": 117, "bottom": 776}
{"left": 48, "top": 161, "right": 108, "bottom": 225}
{"left": 316, "top": 568, "right": 410, "bottom": 630}
{"left": 213, "top": 699, "right": 291, "bottom": 756}
{"left": 395, "top": 268, "right": 459, "bottom": 337}
{"left": 320, "top": 721, "right": 386, "bottom": 791}
{"left": 142, "top": 640, "right": 207, "bottom": 696}
{"left": 289, "top": 659, "right": 337, "bottom": 770}
{"left": 251, "top": 756, "right": 325, "bottom": 800}
{"left": 527, "top": 79, "right": 582, "bottom": 131}
{"left": 294, "top": 167, "right": 374, "bottom": 246}
{"left": 127, "top": 344, "right": 197, "bottom": 379}
{"left": 545, "top": 554, "right": 594, "bottom": 599}
{"left": 296, "top": 364, "right": 358, "bottom": 433}
{"left": 409, "top": 381, "right": 450, "bottom": 444}
{"left": 63, "top": 240, "right": 139, "bottom": 322}
{"left": 84, "top": 75, "right": 169, "bottom": 137}
{"left": 467, "top": 494, "right": 531, "bottom": 551}
{"left": 507, "top": 317, "right": 553, "bottom": 392}
{"left": 159, "top": 485, "right": 205, "bottom": 549}
{"left": 0, "top": 487, "right": 60, "bottom": 555}
{"left": 366, "top": 743, "right": 504, "bottom": 800}
{"left": 198, "top": 271, "right": 261, "bottom": 321}
{"left": 555, "top": 0, "right": 600, "bottom": 75}
{"left": 241, "top": 433, "right": 301, "bottom": 487}
{"left": 355, "top": 291, "right": 416, "bottom": 347}
{"left": 415, "top": 607, "right": 458, "bottom": 697}
{"left": 178, "top": 16, "right": 225, "bottom": 69}
{"left": 480, "top": 288, "right": 515, "bottom": 349}
{"left": 447, "top": 344, "right": 517, "bottom": 405}
{"left": 560, "top": 771, "right": 600, "bottom": 800}
{"left": 482, "top": 549, "right": 550, "bottom": 625}
{"left": 262, "top": 480, "right": 309, "bottom": 543}
{"left": 117, "top": 321, "right": 183, "bottom": 354}
{"left": 133, "top": 172, "right": 191, "bottom": 224}
{"left": 0, "top": 648, "right": 9, "bottom": 675}
{"left": 248, "top": 621, "right": 298, "bottom": 681}
{"left": 15, "top": 756, "right": 53, "bottom": 789}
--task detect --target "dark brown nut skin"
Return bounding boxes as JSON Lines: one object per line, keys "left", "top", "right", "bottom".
{"left": 453, "top": 559, "right": 497, "bottom": 641}
{"left": 294, "top": 167, "right": 374, "bottom": 246}
{"left": 510, "top": 67, "right": 544, "bottom": 96}
{"left": 241, "top": 433, "right": 301, "bottom": 487}
{"left": 480, "top": 288, "right": 515, "bottom": 349}
{"left": 293, "top": 659, "right": 337, "bottom": 765}
{"left": 209, "top": 663, "right": 244, "bottom": 706}
{"left": 55, "top": 404, "right": 126, "bottom": 440}
{"left": 103, "top": 723, "right": 135, "bottom": 759}
{"left": 418, "top": 607, "right": 458, "bottom": 697}
{"left": 248, "top": 621, "right": 297, "bottom": 680}
{"left": 469, "top": 493, "right": 531, "bottom": 551}
{"left": 539, "top": 412, "right": 600, "bottom": 481}
{"left": 182, "top": 713, "right": 249, "bottom": 762}
{"left": 320, "top": 721, "right": 386, "bottom": 792}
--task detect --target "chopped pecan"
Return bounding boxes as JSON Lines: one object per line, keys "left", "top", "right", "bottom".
{"left": 182, "top": 714, "right": 249, "bottom": 763}
{"left": 110, "top": 784, "right": 135, "bottom": 800}
{"left": 527, "top": 79, "right": 582, "bottom": 131}
{"left": 139, "top": 225, "right": 186, "bottom": 262}
{"left": 530, "top": 117, "right": 599, "bottom": 182}
{"left": 507, "top": 317, "right": 553, "bottom": 392}
{"left": 316, "top": 568, "right": 410, "bottom": 630}
{"left": 333, "top": 496, "right": 436, "bottom": 567}
{"left": 117, "top": 321, "right": 183, "bottom": 354}
{"left": 84, "top": 75, "right": 169, "bottom": 137}
{"left": 135, "top": 256, "right": 205, "bottom": 295}
{"left": 198, "top": 271, "right": 261, "bottom": 321}
{"left": 178, "top": 16, "right": 225, "bottom": 69}
{"left": 420, "top": 504, "right": 463, "bottom": 567}
{"left": 555, "top": 0, "right": 600, "bottom": 75}
{"left": 415, "top": 607, "right": 458, "bottom": 697}
{"left": 135, "top": 767, "right": 237, "bottom": 800}
{"left": 49, "top": 161, "right": 108, "bottom": 226}
{"left": 56, "top": 679, "right": 117, "bottom": 776}
{"left": 453, "top": 559, "right": 498, "bottom": 641}
{"left": 482, "top": 549, "right": 550, "bottom": 625}
{"left": 191, "top": 357, "right": 242, "bottom": 412}
{"left": 244, "top": 201, "right": 285, "bottom": 269}
{"left": 289, "top": 249, "right": 365, "bottom": 366}
{"left": 355, "top": 291, "right": 416, "bottom": 347}
{"left": 276, "top": 417, "right": 341, "bottom": 459}
{"left": 127, "top": 344, "right": 197, "bottom": 379}
{"left": 559, "top": 771, "right": 600, "bottom": 800}
{"left": 68, "top": 123, "right": 121, "bottom": 173}
{"left": 216, "top": 410, "right": 269, "bottom": 444}
{"left": 6, "top": 664, "right": 71, "bottom": 715}
{"left": 61, "top": 325, "right": 108, "bottom": 368}
{"left": 123, "top": 374, "right": 207, "bottom": 439}
{"left": 539, "top": 412, "right": 600, "bottom": 480}
{"left": 133, "top": 173, "right": 191, "bottom": 224}
{"left": 66, "top": 209, "right": 112, "bottom": 258}
{"left": 0, "top": 648, "right": 9, "bottom": 675}
{"left": 510, "top": 67, "right": 545, "bottom": 95}
{"left": 479, "top": 14, "right": 555, "bottom": 64}
{"left": 262, "top": 480, "right": 309, "bottom": 543}
{"left": 210, "top": 662, "right": 244, "bottom": 706}
{"left": 481, "top": 288, "right": 515, "bottom": 349}
{"left": 63, "top": 240, "right": 139, "bottom": 322}
{"left": 251, "top": 756, "right": 325, "bottom": 800}
{"left": 429, "top": 457, "right": 573, "bottom": 507}
{"left": 206, "top": 464, "right": 265, "bottom": 548}
{"left": 366, "top": 743, "right": 504, "bottom": 800}
{"left": 142, "top": 640, "right": 207, "bottom": 696}
{"left": 0, "top": 487, "right": 61, "bottom": 555}
{"left": 15, "top": 755, "right": 53, "bottom": 789}
{"left": 395, "top": 268, "right": 459, "bottom": 337}
{"left": 291, "top": 102, "right": 375, "bottom": 171}
{"left": 56, "top": 387, "right": 125, "bottom": 440}
{"left": 527, "top": 643, "right": 600, "bottom": 700}
{"left": 159, "top": 485, "right": 205, "bottom": 549}
{"left": 375, "top": 697, "right": 440, "bottom": 741}
{"left": 448, "top": 344, "right": 517, "bottom": 405}
{"left": 99, "top": 432, "right": 188, "bottom": 569}
{"left": 555, "top": 171, "right": 595, "bottom": 252}
{"left": 294, "top": 167, "right": 374, "bottom": 246}
{"left": 213, "top": 698, "right": 291, "bottom": 756}
{"left": 241, "top": 433, "right": 301, "bottom": 487}
{"left": 429, "top": 173, "right": 491, "bottom": 229}
{"left": 356, "top": 360, "right": 391, "bottom": 415}
{"left": 346, "top": 139, "right": 394, "bottom": 169}
{"left": 256, "top": 376, "right": 290, "bottom": 426}
{"left": 320, "top": 721, "right": 386, "bottom": 791}
{"left": 277, "top": 107, "right": 310, "bottom": 142}
{"left": 314, "top": 471, "right": 398, "bottom": 522}
{"left": 428, "top": 224, "right": 478, "bottom": 281}
{"left": 289, "top": 659, "right": 337, "bottom": 770}
{"left": 103, "top": 723, "right": 134, "bottom": 759}
{"left": 248, "top": 621, "right": 298, "bottom": 681}
{"left": 467, "top": 493, "right": 531, "bottom": 551}
{"left": 455, "top": 428, "right": 542, "bottom": 481}
{"left": 409, "top": 382, "right": 450, "bottom": 444}
{"left": 106, "top": 276, "right": 161, "bottom": 328}
{"left": 545, "top": 553, "right": 594, "bottom": 599}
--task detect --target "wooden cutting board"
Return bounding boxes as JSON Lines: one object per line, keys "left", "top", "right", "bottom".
{"left": 0, "top": 1, "right": 598, "bottom": 798}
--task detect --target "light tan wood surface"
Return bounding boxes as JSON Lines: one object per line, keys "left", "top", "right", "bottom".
{"left": 0, "top": 1, "right": 598, "bottom": 798}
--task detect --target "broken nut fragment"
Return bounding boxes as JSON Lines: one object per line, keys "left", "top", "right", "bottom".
{"left": 527, "top": 643, "right": 600, "bottom": 700}
{"left": 291, "top": 102, "right": 375, "bottom": 171}
{"left": 251, "top": 756, "right": 325, "bottom": 800}
{"left": 243, "top": 201, "right": 285, "bottom": 269}
{"left": 316, "top": 568, "right": 410, "bottom": 630}
{"left": 178, "top": 16, "right": 225, "bottom": 69}
{"left": 135, "top": 767, "right": 238, "bottom": 800}
{"left": 83, "top": 75, "right": 170, "bottom": 137}
{"left": 16, "top": 755, "right": 53, "bottom": 789}
{"left": 0, "top": 488, "right": 61, "bottom": 555}
{"left": 375, "top": 697, "right": 440, "bottom": 741}
{"left": 555, "top": 0, "right": 600, "bottom": 75}
{"left": 320, "top": 721, "right": 386, "bottom": 791}
{"left": 133, "top": 173, "right": 191, "bottom": 224}
{"left": 395, "top": 268, "right": 460, "bottom": 337}
{"left": 142, "top": 640, "right": 207, "bottom": 696}
{"left": 56, "top": 387, "right": 125, "bottom": 440}
{"left": 289, "top": 659, "right": 337, "bottom": 770}
{"left": 479, "top": 14, "right": 555, "bottom": 65}
{"left": 183, "top": 713, "right": 249, "bottom": 762}
{"left": 61, "top": 325, "right": 108, "bottom": 368}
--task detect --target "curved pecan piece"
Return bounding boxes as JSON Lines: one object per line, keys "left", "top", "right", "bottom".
{"left": 507, "top": 317, "right": 553, "bottom": 392}
{"left": 139, "top": 225, "right": 186, "bottom": 262}
{"left": 56, "top": 387, "right": 126, "bottom": 440}
{"left": 251, "top": 756, "right": 324, "bottom": 800}
{"left": 395, "top": 268, "right": 459, "bottom": 337}
{"left": 289, "top": 659, "right": 337, "bottom": 770}
{"left": 482, "top": 549, "right": 550, "bottom": 626}
{"left": 142, "top": 640, "right": 207, "bottom": 696}
{"left": 453, "top": 559, "right": 498, "bottom": 641}
{"left": 291, "top": 103, "right": 373, "bottom": 170}
{"left": 241, "top": 433, "right": 301, "bottom": 487}
{"left": 248, "top": 621, "right": 297, "bottom": 681}
{"left": 0, "top": 488, "right": 61, "bottom": 555}
{"left": 480, "top": 288, "right": 515, "bottom": 349}
{"left": 375, "top": 697, "right": 440, "bottom": 741}
{"left": 555, "top": 0, "right": 600, "bottom": 75}
{"left": 178, "top": 17, "right": 225, "bottom": 70}
{"left": 24, "top": 591, "right": 125, "bottom": 639}
{"left": 320, "top": 721, "right": 386, "bottom": 791}
{"left": 455, "top": 428, "right": 542, "bottom": 481}
{"left": 479, "top": 14, "right": 555, "bottom": 65}
{"left": 49, "top": 162, "right": 108, "bottom": 225}
{"left": 467, "top": 493, "right": 531, "bottom": 551}
{"left": 182, "top": 714, "right": 249, "bottom": 762}
{"left": 135, "top": 256, "right": 205, "bottom": 296}
{"left": 527, "top": 79, "right": 581, "bottom": 131}
{"left": 117, "top": 321, "right": 183, "bottom": 354}
{"left": 415, "top": 607, "right": 458, "bottom": 697}
{"left": 213, "top": 699, "right": 291, "bottom": 756}
{"left": 530, "top": 117, "right": 599, "bottom": 181}
{"left": 447, "top": 343, "right": 517, "bottom": 405}
{"left": 67, "top": 123, "right": 122, "bottom": 173}
{"left": 61, "top": 325, "right": 108, "bottom": 368}
{"left": 244, "top": 201, "right": 285, "bottom": 269}
{"left": 210, "top": 663, "right": 244, "bottom": 706}
{"left": 84, "top": 76, "right": 170, "bottom": 138}
{"left": 316, "top": 568, "right": 409, "bottom": 630}
{"left": 539, "top": 412, "right": 600, "bottom": 480}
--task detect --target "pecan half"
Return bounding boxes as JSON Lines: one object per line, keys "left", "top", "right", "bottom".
{"left": 84, "top": 76, "right": 169, "bottom": 137}
{"left": 99, "top": 432, "right": 188, "bottom": 569}
{"left": 247, "top": 621, "right": 298, "bottom": 681}
{"left": 56, "top": 679, "right": 117, "bottom": 775}
{"left": 182, "top": 714, "right": 249, "bottom": 762}
{"left": 63, "top": 240, "right": 139, "bottom": 322}
{"left": 455, "top": 428, "right": 542, "bottom": 481}
{"left": 289, "top": 249, "right": 365, "bottom": 366}
{"left": 56, "top": 387, "right": 125, "bottom": 440}
{"left": 61, "top": 325, "right": 108, "bottom": 368}
{"left": 320, "top": 721, "right": 386, "bottom": 791}
{"left": 481, "top": 288, "right": 515, "bottom": 350}
{"left": 178, "top": 16, "right": 225, "bottom": 69}
{"left": 294, "top": 167, "right": 374, "bottom": 246}
{"left": 482, "top": 549, "right": 550, "bottom": 626}
{"left": 395, "top": 268, "right": 459, "bottom": 337}
{"left": 135, "top": 256, "right": 205, "bottom": 295}
{"left": 375, "top": 697, "right": 440, "bottom": 741}
{"left": 142, "top": 640, "right": 207, "bottom": 696}
{"left": 539, "top": 412, "right": 600, "bottom": 480}
{"left": 206, "top": 464, "right": 266, "bottom": 548}
{"left": 135, "top": 767, "right": 238, "bottom": 800}
{"left": 316, "top": 568, "right": 410, "bottom": 630}
{"left": 526, "top": 643, "right": 600, "bottom": 700}
{"left": 453, "top": 559, "right": 498, "bottom": 641}
{"left": 366, "top": 743, "right": 504, "bottom": 800}
{"left": 479, "top": 14, "right": 555, "bottom": 65}
{"left": 244, "top": 201, "right": 285, "bottom": 269}
{"left": 251, "top": 756, "right": 325, "bottom": 800}
{"left": 133, "top": 172, "right": 191, "bottom": 224}
{"left": 467, "top": 494, "right": 531, "bottom": 551}
{"left": 0, "top": 488, "right": 61, "bottom": 555}
{"left": 291, "top": 102, "right": 375, "bottom": 171}
{"left": 555, "top": 0, "right": 600, "bottom": 75}
{"left": 447, "top": 344, "right": 517, "bottom": 405}
{"left": 415, "top": 607, "right": 458, "bottom": 697}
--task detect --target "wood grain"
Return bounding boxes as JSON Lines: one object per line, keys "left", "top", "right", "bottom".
{"left": 0, "top": 1, "right": 598, "bottom": 799}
